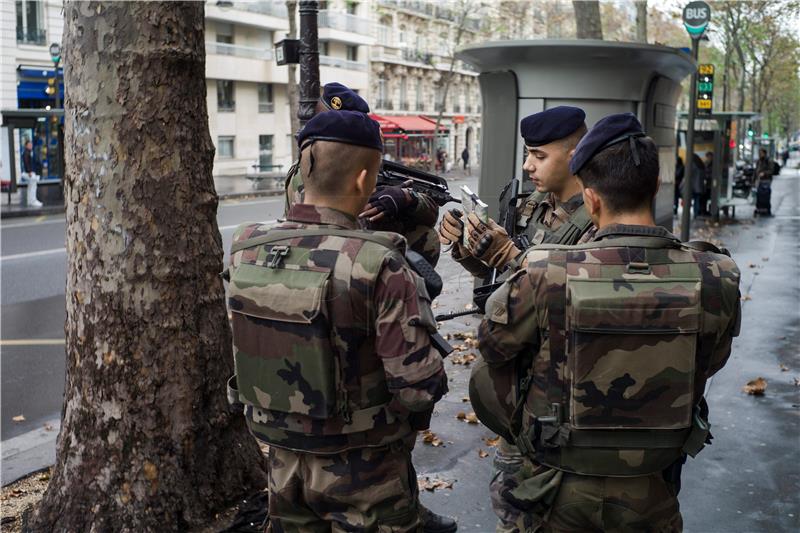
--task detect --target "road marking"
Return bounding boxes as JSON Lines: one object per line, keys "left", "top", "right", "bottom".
{"left": 0, "top": 339, "right": 65, "bottom": 346}
{"left": 219, "top": 219, "right": 277, "bottom": 231}
{"left": 1, "top": 218, "right": 66, "bottom": 229}
{"left": 1, "top": 221, "right": 278, "bottom": 261}
{"left": 0, "top": 247, "right": 66, "bottom": 261}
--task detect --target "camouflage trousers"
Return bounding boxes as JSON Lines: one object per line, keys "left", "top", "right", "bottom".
{"left": 266, "top": 436, "right": 422, "bottom": 532}
{"left": 491, "top": 439, "right": 682, "bottom": 533}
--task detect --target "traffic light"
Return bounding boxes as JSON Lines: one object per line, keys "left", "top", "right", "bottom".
{"left": 696, "top": 64, "right": 714, "bottom": 115}
{"left": 762, "top": 132, "right": 769, "bottom": 139}
{"left": 747, "top": 129, "right": 755, "bottom": 138}
{"left": 44, "top": 77, "right": 56, "bottom": 96}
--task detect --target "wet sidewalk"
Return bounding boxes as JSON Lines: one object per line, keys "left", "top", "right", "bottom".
{"left": 414, "top": 164, "right": 800, "bottom": 531}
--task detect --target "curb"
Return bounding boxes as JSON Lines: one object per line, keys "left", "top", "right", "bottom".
{"left": 0, "top": 189, "right": 285, "bottom": 220}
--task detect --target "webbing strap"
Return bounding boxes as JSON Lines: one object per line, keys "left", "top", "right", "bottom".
{"left": 543, "top": 205, "right": 594, "bottom": 245}
{"left": 231, "top": 228, "right": 402, "bottom": 255}
{"left": 568, "top": 428, "right": 691, "bottom": 449}
{"left": 545, "top": 250, "right": 568, "bottom": 407}
{"left": 535, "top": 235, "right": 683, "bottom": 252}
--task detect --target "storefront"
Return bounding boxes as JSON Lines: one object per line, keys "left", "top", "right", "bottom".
{"left": 16, "top": 66, "right": 64, "bottom": 110}
{"left": 369, "top": 114, "right": 448, "bottom": 168}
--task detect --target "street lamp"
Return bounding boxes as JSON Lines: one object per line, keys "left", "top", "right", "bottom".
{"left": 49, "top": 42, "right": 61, "bottom": 110}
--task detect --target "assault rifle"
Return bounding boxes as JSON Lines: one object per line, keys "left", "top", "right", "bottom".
{"left": 434, "top": 177, "right": 523, "bottom": 322}
{"left": 378, "top": 159, "right": 459, "bottom": 207}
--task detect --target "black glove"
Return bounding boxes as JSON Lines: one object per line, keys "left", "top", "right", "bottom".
{"left": 360, "top": 183, "right": 417, "bottom": 222}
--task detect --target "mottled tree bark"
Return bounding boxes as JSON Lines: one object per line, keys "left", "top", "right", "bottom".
{"left": 572, "top": 0, "right": 603, "bottom": 39}
{"left": 31, "top": 2, "right": 267, "bottom": 531}
{"left": 635, "top": 0, "right": 647, "bottom": 43}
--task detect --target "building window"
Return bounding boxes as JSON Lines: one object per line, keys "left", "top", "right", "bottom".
{"left": 16, "top": 0, "right": 45, "bottom": 45}
{"left": 377, "top": 76, "right": 389, "bottom": 110}
{"left": 346, "top": 45, "right": 358, "bottom": 62}
{"left": 346, "top": 1, "right": 358, "bottom": 15}
{"left": 434, "top": 85, "right": 444, "bottom": 112}
{"left": 259, "top": 135, "right": 274, "bottom": 168}
{"left": 399, "top": 77, "right": 408, "bottom": 111}
{"left": 216, "top": 22, "right": 234, "bottom": 44}
{"left": 218, "top": 136, "right": 235, "bottom": 159}
{"left": 319, "top": 41, "right": 329, "bottom": 56}
{"left": 416, "top": 79, "right": 424, "bottom": 111}
{"left": 217, "top": 80, "right": 235, "bottom": 112}
{"left": 258, "top": 84, "right": 274, "bottom": 113}
{"left": 318, "top": 1, "right": 328, "bottom": 9}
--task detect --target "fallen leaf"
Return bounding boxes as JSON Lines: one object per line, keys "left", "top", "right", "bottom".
{"left": 456, "top": 411, "right": 467, "bottom": 420}
{"left": 743, "top": 377, "right": 767, "bottom": 395}
{"left": 418, "top": 476, "right": 455, "bottom": 492}
{"left": 465, "top": 412, "right": 479, "bottom": 424}
{"left": 452, "top": 331, "right": 476, "bottom": 340}
{"left": 451, "top": 352, "right": 477, "bottom": 365}
{"left": 464, "top": 304, "right": 476, "bottom": 311}
{"left": 421, "top": 430, "right": 444, "bottom": 447}
{"left": 742, "top": 294, "right": 752, "bottom": 301}
{"left": 478, "top": 449, "right": 489, "bottom": 458}
{"left": 780, "top": 364, "right": 789, "bottom": 372}
{"left": 461, "top": 396, "right": 470, "bottom": 403}
{"left": 762, "top": 257, "right": 770, "bottom": 262}
{"left": 484, "top": 436, "right": 501, "bottom": 447}
{"left": 43, "top": 423, "right": 54, "bottom": 431}
{"left": 747, "top": 263, "right": 758, "bottom": 268}
{"left": 794, "top": 377, "right": 800, "bottom": 387}
{"left": 12, "top": 415, "right": 25, "bottom": 423}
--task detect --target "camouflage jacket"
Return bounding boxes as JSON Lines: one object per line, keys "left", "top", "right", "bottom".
{"left": 284, "top": 163, "right": 441, "bottom": 266}
{"left": 477, "top": 224, "right": 741, "bottom": 476}
{"left": 230, "top": 205, "right": 447, "bottom": 453}
{"left": 455, "top": 191, "right": 596, "bottom": 278}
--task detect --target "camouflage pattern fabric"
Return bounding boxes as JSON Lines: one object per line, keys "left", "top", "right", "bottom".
{"left": 457, "top": 191, "right": 594, "bottom": 532}
{"left": 284, "top": 163, "right": 441, "bottom": 266}
{"left": 229, "top": 204, "right": 447, "bottom": 454}
{"left": 453, "top": 191, "right": 595, "bottom": 279}
{"left": 267, "top": 436, "right": 421, "bottom": 533}
{"left": 477, "top": 223, "right": 740, "bottom": 530}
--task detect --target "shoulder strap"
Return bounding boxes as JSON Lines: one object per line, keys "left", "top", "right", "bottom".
{"left": 542, "top": 205, "right": 594, "bottom": 245}
{"left": 683, "top": 240, "right": 730, "bottom": 256}
{"left": 231, "top": 228, "right": 402, "bottom": 255}
{"left": 534, "top": 234, "right": 683, "bottom": 252}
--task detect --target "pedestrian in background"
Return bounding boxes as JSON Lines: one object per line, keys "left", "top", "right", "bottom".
{"left": 702, "top": 151, "right": 714, "bottom": 216}
{"left": 461, "top": 146, "right": 469, "bottom": 171}
{"left": 674, "top": 155, "right": 684, "bottom": 215}
{"left": 21, "top": 139, "right": 42, "bottom": 207}
{"left": 684, "top": 153, "right": 706, "bottom": 217}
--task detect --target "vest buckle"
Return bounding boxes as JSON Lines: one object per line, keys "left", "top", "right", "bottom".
{"left": 267, "top": 245, "right": 290, "bottom": 268}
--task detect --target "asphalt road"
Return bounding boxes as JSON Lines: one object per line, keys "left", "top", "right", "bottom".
{"left": 1, "top": 195, "right": 287, "bottom": 445}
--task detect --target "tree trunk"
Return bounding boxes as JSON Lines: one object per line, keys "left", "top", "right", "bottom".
{"left": 635, "top": 0, "right": 647, "bottom": 43}
{"left": 573, "top": 1, "right": 603, "bottom": 39}
{"left": 32, "top": 2, "right": 267, "bottom": 531}
{"left": 287, "top": 0, "right": 300, "bottom": 159}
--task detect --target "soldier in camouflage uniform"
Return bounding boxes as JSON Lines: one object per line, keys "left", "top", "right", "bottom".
{"left": 439, "top": 107, "right": 594, "bottom": 533}
{"left": 227, "top": 111, "right": 451, "bottom": 532}
{"left": 285, "top": 82, "right": 442, "bottom": 267}
{"left": 474, "top": 113, "right": 741, "bottom": 532}
{"left": 438, "top": 106, "right": 594, "bottom": 282}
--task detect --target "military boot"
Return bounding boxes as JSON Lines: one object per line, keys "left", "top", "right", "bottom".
{"left": 420, "top": 504, "right": 457, "bottom": 532}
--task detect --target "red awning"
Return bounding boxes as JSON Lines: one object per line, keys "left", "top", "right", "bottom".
{"left": 370, "top": 114, "right": 448, "bottom": 138}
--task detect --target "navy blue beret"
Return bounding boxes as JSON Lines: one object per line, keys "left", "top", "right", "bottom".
{"left": 298, "top": 110, "right": 383, "bottom": 152}
{"left": 520, "top": 106, "right": 586, "bottom": 147}
{"left": 321, "top": 82, "right": 370, "bottom": 113}
{"left": 569, "top": 113, "right": 645, "bottom": 175}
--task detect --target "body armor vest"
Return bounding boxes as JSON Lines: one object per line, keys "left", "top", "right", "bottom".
{"left": 514, "top": 236, "right": 727, "bottom": 477}
{"left": 227, "top": 224, "right": 413, "bottom": 453}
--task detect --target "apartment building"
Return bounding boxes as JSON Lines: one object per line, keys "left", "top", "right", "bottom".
{"left": 2, "top": 1, "right": 482, "bottom": 179}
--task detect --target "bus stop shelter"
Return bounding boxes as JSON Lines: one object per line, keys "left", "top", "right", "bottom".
{"left": 678, "top": 111, "right": 760, "bottom": 219}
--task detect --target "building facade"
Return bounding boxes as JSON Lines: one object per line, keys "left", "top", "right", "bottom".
{"left": 2, "top": 0, "right": 483, "bottom": 181}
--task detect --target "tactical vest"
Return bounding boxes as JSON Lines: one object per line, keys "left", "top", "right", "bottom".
{"left": 516, "top": 191, "right": 593, "bottom": 247}
{"left": 226, "top": 223, "right": 415, "bottom": 454}
{"left": 511, "top": 235, "right": 730, "bottom": 477}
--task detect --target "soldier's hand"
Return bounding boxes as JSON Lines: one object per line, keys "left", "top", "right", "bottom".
{"left": 360, "top": 181, "right": 417, "bottom": 222}
{"left": 465, "top": 213, "right": 521, "bottom": 269}
{"left": 439, "top": 209, "right": 465, "bottom": 245}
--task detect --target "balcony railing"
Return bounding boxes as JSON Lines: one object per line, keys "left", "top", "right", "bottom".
{"left": 237, "top": 1, "right": 288, "bottom": 18}
{"left": 17, "top": 27, "right": 46, "bottom": 45}
{"left": 399, "top": 101, "right": 410, "bottom": 111}
{"left": 259, "top": 103, "right": 275, "bottom": 113}
{"left": 434, "top": 102, "right": 445, "bottom": 112}
{"left": 402, "top": 48, "right": 433, "bottom": 65}
{"left": 319, "top": 55, "right": 368, "bottom": 72}
{"left": 206, "top": 42, "right": 273, "bottom": 60}
{"left": 318, "top": 10, "right": 371, "bottom": 34}
{"left": 416, "top": 102, "right": 425, "bottom": 112}
{"left": 376, "top": 99, "right": 394, "bottom": 110}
